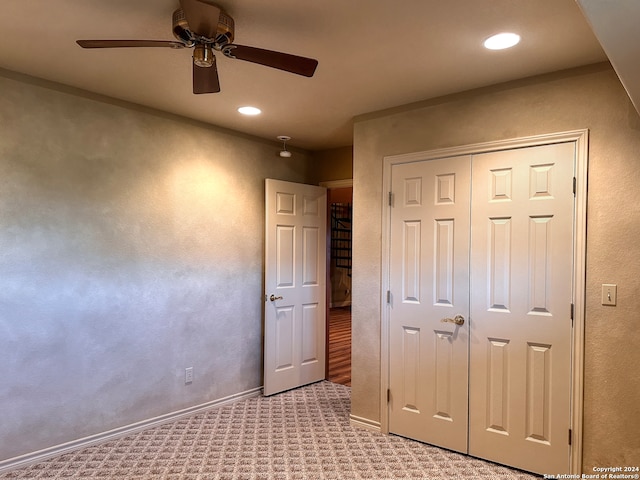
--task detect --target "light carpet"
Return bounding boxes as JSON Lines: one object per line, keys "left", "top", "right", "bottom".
{"left": 0, "top": 381, "right": 538, "bottom": 479}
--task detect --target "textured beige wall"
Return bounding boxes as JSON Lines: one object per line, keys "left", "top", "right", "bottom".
{"left": 0, "top": 70, "right": 313, "bottom": 462}
{"left": 309, "top": 146, "right": 353, "bottom": 184}
{"left": 351, "top": 63, "right": 640, "bottom": 471}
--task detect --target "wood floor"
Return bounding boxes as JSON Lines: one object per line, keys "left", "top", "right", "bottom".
{"left": 327, "top": 306, "right": 351, "bottom": 386}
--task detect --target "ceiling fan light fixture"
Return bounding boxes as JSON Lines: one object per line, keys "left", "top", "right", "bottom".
{"left": 193, "top": 44, "right": 215, "bottom": 67}
{"left": 483, "top": 32, "right": 521, "bottom": 50}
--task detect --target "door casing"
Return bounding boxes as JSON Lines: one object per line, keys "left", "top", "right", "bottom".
{"left": 379, "top": 130, "right": 588, "bottom": 474}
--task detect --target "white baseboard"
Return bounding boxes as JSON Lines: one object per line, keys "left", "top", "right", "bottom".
{"left": 0, "top": 386, "right": 263, "bottom": 475}
{"left": 349, "top": 414, "right": 381, "bottom": 432}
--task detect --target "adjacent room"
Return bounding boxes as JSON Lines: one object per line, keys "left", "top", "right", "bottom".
{"left": 1, "top": 0, "right": 639, "bottom": 477}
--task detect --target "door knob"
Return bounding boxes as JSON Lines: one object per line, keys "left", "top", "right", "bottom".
{"left": 441, "top": 315, "right": 465, "bottom": 326}
{"left": 269, "top": 294, "right": 283, "bottom": 301}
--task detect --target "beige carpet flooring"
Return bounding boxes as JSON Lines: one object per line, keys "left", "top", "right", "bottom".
{"left": 0, "top": 381, "right": 539, "bottom": 479}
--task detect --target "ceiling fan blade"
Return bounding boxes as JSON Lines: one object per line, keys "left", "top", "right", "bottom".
{"left": 193, "top": 60, "right": 221, "bottom": 94}
{"left": 222, "top": 45, "right": 318, "bottom": 77}
{"left": 179, "top": 0, "right": 221, "bottom": 39}
{"left": 77, "top": 40, "right": 186, "bottom": 49}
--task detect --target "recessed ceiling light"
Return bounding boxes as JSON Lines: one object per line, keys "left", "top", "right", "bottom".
{"left": 238, "top": 106, "right": 262, "bottom": 116}
{"left": 483, "top": 32, "right": 521, "bottom": 50}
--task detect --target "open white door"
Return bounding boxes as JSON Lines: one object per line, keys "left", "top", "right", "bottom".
{"left": 264, "top": 179, "right": 327, "bottom": 396}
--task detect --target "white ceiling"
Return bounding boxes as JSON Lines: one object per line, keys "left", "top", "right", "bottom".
{"left": 0, "top": 0, "right": 611, "bottom": 150}
{"left": 576, "top": 0, "right": 640, "bottom": 116}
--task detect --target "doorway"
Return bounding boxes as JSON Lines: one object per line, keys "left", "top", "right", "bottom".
{"left": 380, "top": 131, "right": 588, "bottom": 475}
{"left": 328, "top": 305, "right": 351, "bottom": 386}
{"left": 323, "top": 181, "right": 353, "bottom": 386}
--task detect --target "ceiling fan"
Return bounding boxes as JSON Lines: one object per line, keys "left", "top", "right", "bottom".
{"left": 76, "top": 0, "right": 319, "bottom": 94}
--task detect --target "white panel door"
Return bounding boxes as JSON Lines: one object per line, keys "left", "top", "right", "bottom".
{"left": 388, "top": 155, "right": 471, "bottom": 453}
{"left": 468, "top": 143, "right": 574, "bottom": 474}
{"left": 387, "top": 141, "right": 576, "bottom": 474}
{"left": 264, "top": 179, "right": 327, "bottom": 396}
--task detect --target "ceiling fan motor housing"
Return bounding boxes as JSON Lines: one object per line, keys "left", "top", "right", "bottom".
{"left": 172, "top": 7, "right": 234, "bottom": 46}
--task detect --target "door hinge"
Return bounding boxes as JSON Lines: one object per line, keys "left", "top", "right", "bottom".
{"left": 387, "top": 388, "right": 391, "bottom": 403}
{"left": 388, "top": 192, "right": 393, "bottom": 206}
{"left": 572, "top": 177, "right": 577, "bottom": 196}
{"left": 386, "top": 290, "right": 391, "bottom": 304}
{"left": 568, "top": 428, "right": 573, "bottom": 445}
{"left": 570, "top": 303, "right": 574, "bottom": 326}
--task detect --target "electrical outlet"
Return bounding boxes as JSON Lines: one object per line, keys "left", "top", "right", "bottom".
{"left": 185, "top": 367, "right": 194, "bottom": 384}
{"left": 602, "top": 284, "right": 617, "bottom": 306}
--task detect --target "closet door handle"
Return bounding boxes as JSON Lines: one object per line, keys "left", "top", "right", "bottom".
{"left": 441, "top": 315, "right": 465, "bottom": 326}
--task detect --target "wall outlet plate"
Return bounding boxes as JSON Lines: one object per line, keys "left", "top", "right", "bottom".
{"left": 185, "top": 367, "right": 194, "bottom": 384}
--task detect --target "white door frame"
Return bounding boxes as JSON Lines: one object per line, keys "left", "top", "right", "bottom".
{"left": 380, "top": 129, "right": 588, "bottom": 474}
